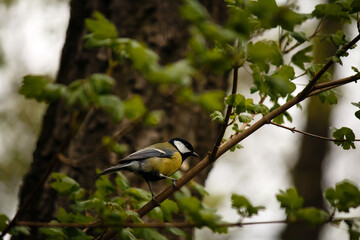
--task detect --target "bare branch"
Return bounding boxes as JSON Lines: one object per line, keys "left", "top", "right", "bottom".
{"left": 270, "top": 122, "right": 360, "bottom": 142}
{"left": 308, "top": 74, "right": 360, "bottom": 97}
{"left": 209, "top": 66, "right": 239, "bottom": 162}
{"left": 15, "top": 216, "right": 360, "bottom": 229}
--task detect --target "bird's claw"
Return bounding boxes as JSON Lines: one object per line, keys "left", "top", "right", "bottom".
{"left": 172, "top": 180, "right": 180, "bottom": 190}
{"left": 151, "top": 195, "right": 161, "bottom": 206}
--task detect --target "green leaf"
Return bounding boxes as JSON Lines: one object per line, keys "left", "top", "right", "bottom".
{"left": 148, "top": 206, "right": 164, "bottom": 221}
{"left": 247, "top": 40, "right": 283, "bottom": 66}
{"left": 352, "top": 102, "right": 360, "bottom": 108}
{"left": 246, "top": 103, "right": 269, "bottom": 115}
{"left": 352, "top": 102, "right": 360, "bottom": 120}
{"left": 230, "top": 143, "right": 243, "bottom": 152}
{"left": 0, "top": 214, "right": 8, "bottom": 232}
{"left": 136, "top": 228, "right": 167, "bottom": 240}
{"left": 124, "top": 95, "right": 147, "bottom": 121}
{"left": 19, "top": 75, "right": 65, "bottom": 103}
{"left": 115, "top": 172, "right": 130, "bottom": 190}
{"left": 355, "top": 110, "right": 360, "bottom": 120}
{"left": 276, "top": 188, "right": 304, "bottom": 216}
{"left": 167, "top": 227, "right": 187, "bottom": 237}
{"left": 71, "top": 188, "right": 86, "bottom": 201}
{"left": 290, "top": 31, "right": 309, "bottom": 44}
{"left": 176, "top": 196, "right": 202, "bottom": 218}
{"left": 102, "top": 136, "right": 128, "bottom": 154}
{"left": 50, "top": 173, "right": 80, "bottom": 195}
{"left": 291, "top": 46, "right": 313, "bottom": 70}
{"left": 180, "top": 0, "right": 210, "bottom": 23}
{"left": 198, "top": 90, "right": 225, "bottom": 112}
{"left": 85, "top": 11, "right": 118, "bottom": 40}
{"left": 267, "top": 65, "right": 296, "bottom": 97}
{"left": 64, "top": 228, "right": 93, "bottom": 240}
{"left": 144, "top": 110, "right": 164, "bottom": 126}
{"left": 95, "top": 176, "right": 116, "bottom": 198}
{"left": 175, "top": 195, "right": 226, "bottom": 233}
{"left": 89, "top": 73, "right": 115, "bottom": 94}
{"left": 248, "top": 0, "right": 307, "bottom": 31}
{"left": 55, "top": 208, "right": 73, "bottom": 223}
{"left": 124, "top": 188, "right": 151, "bottom": 201}
{"left": 127, "top": 40, "right": 159, "bottom": 73}
{"left": 118, "top": 228, "right": 137, "bottom": 240}
{"left": 238, "top": 114, "right": 252, "bottom": 123}
{"left": 307, "top": 64, "right": 332, "bottom": 82}
{"left": 295, "top": 207, "right": 329, "bottom": 226}
{"left": 161, "top": 199, "right": 179, "bottom": 221}
{"left": 9, "top": 226, "right": 30, "bottom": 236}
{"left": 332, "top": 127, "right": 356, "bottom": 150}
{"left": 225, "top": 93, "right": 245, "bottom": 107}
{"left": 351, "top": 66, "right": 360, "bottom": 73}
{"left": 98, "top": 95, "right": 124, "bottom": 122}
{"left": 324, "top": 180, "right": 360, "bottom": 212}
{"left": 150, "top": 60, "right": 194, "bottom": 85}
{"left": 317, "top": 89, "right": 338, "bottom": 105}
{"left": 191, "top": 181, "right": 209, "bottom": 197}
{"left": 210, "top": 111, "right": 224, "bottom": 123}
{"left": 126, "top": 210, "right": 143, "bottom": 224}
{"left": 312, "top": 3, "right": 351, "bottom": 22}
{"left": 231, "top": 194, "right": 265, "bottom": 217}
{"left": 40, "top": 227, "right": 67, "bottom": 240}
{"left": 329, "top": 31, "right": 348, "bottom": 48}
{"left": 227, "top": 7, "right": 258, "bottom": 38}
{"left": 345, "top": 220, "right": 360, "bottom": 240}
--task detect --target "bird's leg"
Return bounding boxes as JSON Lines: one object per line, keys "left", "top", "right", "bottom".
{"left": 159, "top": 174, "right": 178, "bottom": 189}
{"left": 145, "top": 180, "right": 160, "bottom": 206}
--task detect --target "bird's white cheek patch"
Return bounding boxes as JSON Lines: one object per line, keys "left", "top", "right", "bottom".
{"left": 174, "top": 140, "right": 191, "bottom": 154}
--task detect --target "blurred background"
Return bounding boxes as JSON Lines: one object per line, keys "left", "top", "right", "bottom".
{"left": 0, "top": 0, "right": 359, "bottom": 239}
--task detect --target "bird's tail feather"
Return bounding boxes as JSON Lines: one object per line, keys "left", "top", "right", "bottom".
{"left": 97, "top": 162, "right": 132, "bottom": 177}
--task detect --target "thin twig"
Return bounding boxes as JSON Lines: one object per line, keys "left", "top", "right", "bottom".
{"left": 15, "top": 216, "right": 360, "bottom": 229}
{"left": 283, "top": 18, "right": 324, "bottom": 54}
{"left": 209, "top": 66, "right": 239, "bottom": 162}
{"left": 270, "top": 122, "right": 360, "bottom": 142}
{"left": 308, "top": 74, "right": 360, "bottom": 97}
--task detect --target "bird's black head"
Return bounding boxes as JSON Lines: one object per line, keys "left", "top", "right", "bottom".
{"left": 169, "top": 137, "right": 199, "bottom": 161}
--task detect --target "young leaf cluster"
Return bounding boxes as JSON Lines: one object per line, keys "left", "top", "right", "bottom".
{"left": 27, "top": 173, "right": 228, "bottom": 239}
{"left": 277, "top": 181, "right": 360, "bottom": 230}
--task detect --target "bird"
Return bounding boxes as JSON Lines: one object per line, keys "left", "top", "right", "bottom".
{"left": 97, "top": 137, "right": 199, "bottom": 200}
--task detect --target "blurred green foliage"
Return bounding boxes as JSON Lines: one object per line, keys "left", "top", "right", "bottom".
{"left": 2, "top": 0, "right": 360, "bottom": 238}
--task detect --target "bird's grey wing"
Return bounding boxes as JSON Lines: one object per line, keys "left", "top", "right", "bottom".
{"left": 119, "top": 148, "right": 172, "bottom": 163}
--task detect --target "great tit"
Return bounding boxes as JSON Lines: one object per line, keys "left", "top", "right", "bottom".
{"left": 98, "top": 137, "right": 198, "bottom": 199}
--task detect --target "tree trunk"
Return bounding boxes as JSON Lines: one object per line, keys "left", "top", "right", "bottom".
{"left": 282, "top": 17, "right": 341, "bottom": 240}
{"left": 16, "top": 0, "right": 227, "bottom": 239}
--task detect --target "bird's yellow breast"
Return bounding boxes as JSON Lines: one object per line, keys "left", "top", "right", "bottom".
{"left": 146, "top": 152, "right": 182, "bottom": 176}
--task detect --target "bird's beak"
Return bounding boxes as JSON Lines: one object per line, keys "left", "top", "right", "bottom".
{"left": 192, "top": 152, "right": 199, "bottom": 157}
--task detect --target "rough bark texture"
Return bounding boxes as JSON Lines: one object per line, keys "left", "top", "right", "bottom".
{"left": 282, "top": 17, "right": 341, "bottom": 240}
{"left": 16, "top": 0, "right": 227, "bottom": 239}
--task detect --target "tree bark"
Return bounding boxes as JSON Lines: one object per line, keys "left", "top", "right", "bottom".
{"left": 16, "top": 0, "right": 227, "bottom": 239}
